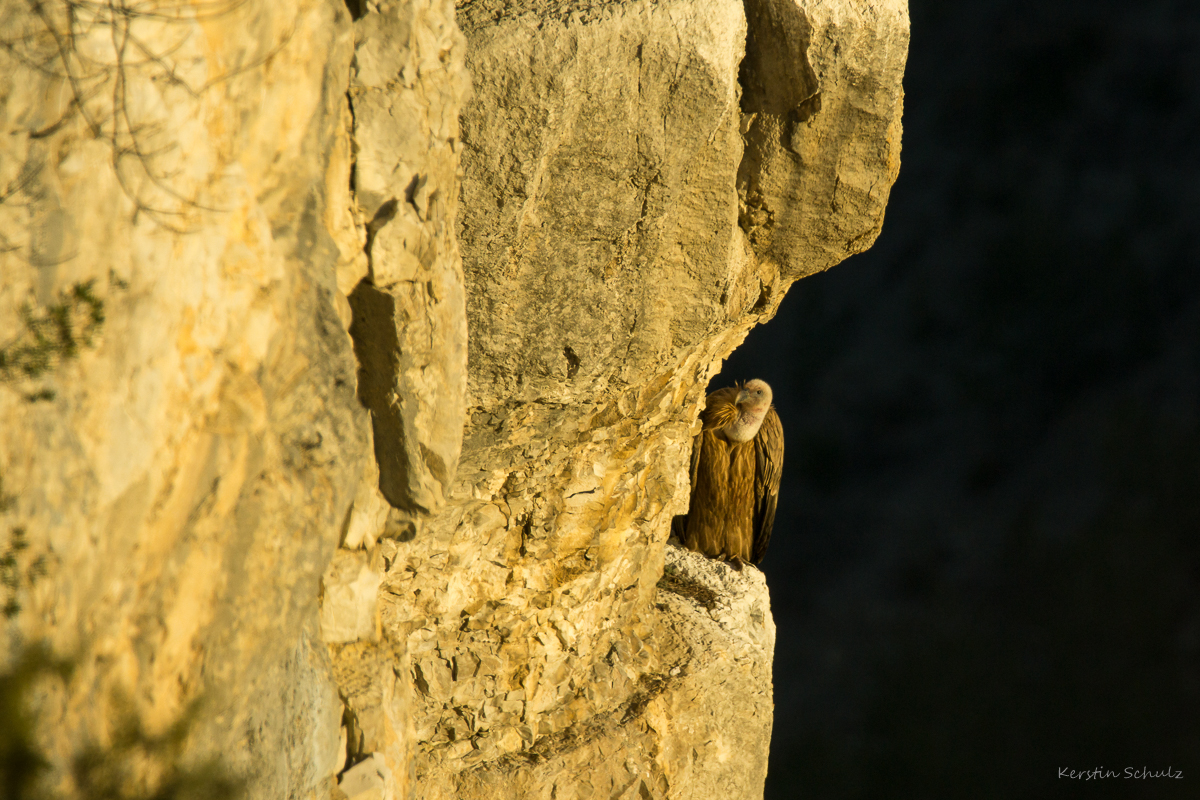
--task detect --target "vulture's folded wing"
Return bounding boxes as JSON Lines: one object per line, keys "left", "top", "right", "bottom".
{"left": 678, "top": 387, "right": 739, "bottom": 542}
{"left": 751, "top": 406, "right": 784, "bottom": 564}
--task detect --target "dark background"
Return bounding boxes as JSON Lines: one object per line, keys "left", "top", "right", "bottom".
{"left": 714, "top": 0, "right": 1200, "bottom": 796}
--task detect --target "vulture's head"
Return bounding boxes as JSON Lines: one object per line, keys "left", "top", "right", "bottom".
{"left": 737, "top": 379, "right": 773, "bottom": 413}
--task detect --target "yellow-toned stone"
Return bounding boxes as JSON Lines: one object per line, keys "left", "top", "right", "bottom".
{"left": 1, "top": 0, "right": 906, "bottom": 798}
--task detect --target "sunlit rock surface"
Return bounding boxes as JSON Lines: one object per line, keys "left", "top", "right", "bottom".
{"left": 1, "top": 1, "right": 365, "bottom": 797}
{"left": 0, "top": 0, "right": 906, "bottom": 798}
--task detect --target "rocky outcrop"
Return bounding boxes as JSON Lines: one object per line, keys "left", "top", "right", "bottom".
{"left": 326, "top": 1, "right": 906, "bottom": 798}
{"left": 346, "top": 0, "right": 470, "bottom": 518}
{"left": 0, "top": 0, "right": 906, "bottom": 798}
{"left": 740, "top": 0, "right": 908, "bottom": 278}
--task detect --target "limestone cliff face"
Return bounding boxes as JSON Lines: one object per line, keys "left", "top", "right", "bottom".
{"left": 0, "top": 0, "right": 907, "bottom": 799}
{"left": 1, "top": 1, "right": 364, "bottom": 797}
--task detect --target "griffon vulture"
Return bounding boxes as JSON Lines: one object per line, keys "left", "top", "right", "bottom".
{"left": 677, "top": 379, "right": 784, "bottom": 565}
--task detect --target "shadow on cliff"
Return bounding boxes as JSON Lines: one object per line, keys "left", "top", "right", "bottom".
{"left": 0, "top": 644, "right": 244, "bottom": 800}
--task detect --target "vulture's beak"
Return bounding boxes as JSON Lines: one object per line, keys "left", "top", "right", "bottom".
{"left": 735, "top": 388, "right": 750, "bottom": 406}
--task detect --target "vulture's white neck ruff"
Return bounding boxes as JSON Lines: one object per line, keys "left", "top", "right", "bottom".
{"left": 725, "top": 405, "right": 768, "bottom": 442}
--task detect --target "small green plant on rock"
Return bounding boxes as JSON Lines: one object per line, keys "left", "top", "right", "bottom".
{"left": 0, "top": 281, "right": 105, "bottom": 382}
{"left": 1, "top": 527, "right": 42, "bottom": 619}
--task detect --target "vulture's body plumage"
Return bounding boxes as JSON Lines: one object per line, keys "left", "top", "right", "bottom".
{"left": 678, "top": 380, "right": 784, "bottom": 565}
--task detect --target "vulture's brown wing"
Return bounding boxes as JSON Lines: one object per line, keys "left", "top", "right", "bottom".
{"left": 751, "top": 406, "right": 784, "bottom": 564}
{"left": 692, "top": 387, "right": 738, "bottom": 498}
{"left": 676, "top": 387, "right": 740, "bottom": 541}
